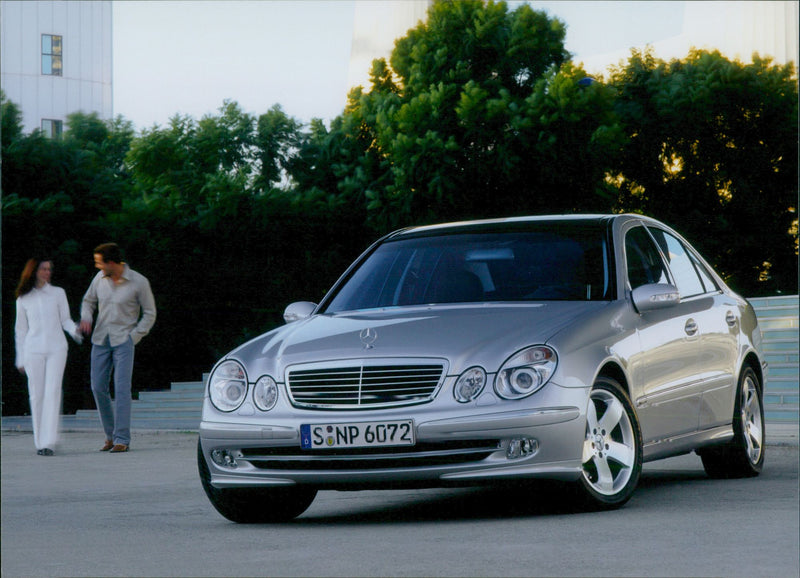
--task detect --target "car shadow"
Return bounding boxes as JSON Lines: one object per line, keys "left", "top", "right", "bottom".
{"left": 296, "top": 484, "right": 574, "bottom": 525}
{"left": 295, "top": 468, "right": 714, "bottom": 525}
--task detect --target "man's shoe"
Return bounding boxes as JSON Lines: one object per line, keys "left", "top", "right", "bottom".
{"left": 42, "top": 448, "right": 54, "bottom": 456}
{"left": 100, "top": 440, "right": 114, "bottom": 451}
{"left": 109, "top": 444, "right": 129, "bottom": 453}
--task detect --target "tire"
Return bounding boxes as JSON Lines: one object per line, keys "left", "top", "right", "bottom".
{"left": 197, "top": 440, "right": 317, "bottom": 523}
{"left": 573, "top": 377, "right": 643, "bottom": 510}
{"left": 700, "top": 366, "right": 765, "bottom": 479}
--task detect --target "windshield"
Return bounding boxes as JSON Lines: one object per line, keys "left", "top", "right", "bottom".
{"left": 323, "top": 224, "right": 612, "bottom": 314}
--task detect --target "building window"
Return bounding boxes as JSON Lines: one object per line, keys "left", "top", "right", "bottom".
{"left": 42, "top": 34, "right": 63, "bottom": 76}
{"left": 41, "top": 119, "right": 63, "bottom": 139}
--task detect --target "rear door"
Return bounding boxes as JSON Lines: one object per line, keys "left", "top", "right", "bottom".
{"left": 646, "top": 226, "right": 738, "bottom": 431}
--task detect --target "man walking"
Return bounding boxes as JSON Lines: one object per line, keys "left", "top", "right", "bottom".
{"left": 80, "top": 243, "right": 156, "bottom": 453}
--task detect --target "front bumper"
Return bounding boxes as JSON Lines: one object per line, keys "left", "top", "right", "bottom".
{"left": 199, "top": 402, "right": 587, "bottom": 489}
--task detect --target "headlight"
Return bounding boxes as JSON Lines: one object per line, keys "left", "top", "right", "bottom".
{"left": 253, "top": 375, "right": 279, "bottom": 411}
{"left": 209, "top": 360, "right": 247, "bottom": 412}
{"left": 495, "top": 346, "right": 557, "bottom": 400}
{"left": 454, "top": 367, "right": 487, "bottom": 403}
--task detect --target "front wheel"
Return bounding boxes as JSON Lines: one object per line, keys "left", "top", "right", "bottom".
{"left": 699, "top": 366, "right": 765, "bottom": 479}
{"left": 197, "top": 440, "right": 317, "bottom": 523}
{"left": 573, "top": 378, "right": 643, "bottom": 510}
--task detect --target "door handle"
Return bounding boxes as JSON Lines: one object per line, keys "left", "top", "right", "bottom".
{"left": 684, "top": 318, "right": 698, "bottom": 336}
{"left": 726, "top": 311, "right": 737, "bottom": 327}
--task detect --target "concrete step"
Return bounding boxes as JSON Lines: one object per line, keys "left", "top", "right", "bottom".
{"left": 752, "top": 296, "right": 797, "bottom": 425}
{"left": 749, "top": 295, "right": 799, "bottom": 311}
{"left": 160, "top": 381, "right": 205, "bottom": 393}
{"left": 764, "top": 406, "right": 800, "bottom": 423}
{"left": 132, "top": 399, "right": 203, "bottom": 410}
{"left": 139, "top": 389, "right": 203, "bottom": 400}
{"left": 759, "top": 318, "right": 799, "bottom": 331}
{"left": 761, "top": 328, "right": 800, "bottom": 342}
{"left": 75, "top": 407, "right": 202, "bottom": 419}
{"left": 764, "top": 351, "right": 799, "bottom": 365}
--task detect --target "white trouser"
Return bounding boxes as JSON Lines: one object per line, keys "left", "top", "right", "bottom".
{"left": 23, "top": 349, "right": 67, "bottom": 450}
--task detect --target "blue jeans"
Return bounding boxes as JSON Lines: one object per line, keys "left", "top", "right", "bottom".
{"left": 91, "top": 337, "right": 134, "bottom": 446}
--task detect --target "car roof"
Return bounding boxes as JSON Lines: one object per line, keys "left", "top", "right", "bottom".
{"left": 387, "top": 214, "right": 625, "bottom": 240}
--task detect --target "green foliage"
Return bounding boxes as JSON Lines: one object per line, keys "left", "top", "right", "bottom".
{"left": 337, "top": 0, "right": 620, "bottom": 231}
{"left": 1, "top": 90, "right": 24, "bottom": 147}
{"left": 255, "top": 104, "right": 302, "bottom": 190}
{"left": 607, "top": 48, "right": 798, "bottom": 295}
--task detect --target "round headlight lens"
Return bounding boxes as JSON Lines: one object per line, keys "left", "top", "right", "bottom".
{"left": 495, "top": 346, "right": 557, "bottom": 400}
{"left": 253, "top": 375, "right": 279, "bottom": 411}
{"left": 454, "top": 366, "right": 487, "bottom": 403}
{"left": 209, "top": 360, "right": 248, "bottom": 412}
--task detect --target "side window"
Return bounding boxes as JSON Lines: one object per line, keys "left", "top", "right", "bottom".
{"left": 648, "top": 228, "right": 707, "bottom": 297}
{"left": 689, "top": 252, "right": 718, "bottom": 292}
{"left": 625, "top": 226, "right": 669, "bottom": 290}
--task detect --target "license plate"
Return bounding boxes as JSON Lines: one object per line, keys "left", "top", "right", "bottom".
{"left": 301, "top": 420, "right": 415, "bottom": 449}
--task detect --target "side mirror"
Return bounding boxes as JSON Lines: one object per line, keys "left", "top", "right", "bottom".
{"left": 631, "top": 283, "right": 680, "bottom": 313}
{"left": 283, "top": 301, "right": 317, "bottom": 324}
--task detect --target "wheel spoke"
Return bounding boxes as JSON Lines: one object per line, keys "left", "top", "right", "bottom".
{"left": 598, "top": 398, "right": 624, "bottom": 433}
{"left": 741, "top": 377, "right": 764, "bottom": 464}
{"left": 582, "top": 439, "right": 595, "bottom": 464}
{"left": 746, "top": 415, "right": 763, "bottom": 459}
{"left": 593, "top": 455, "right": 615, "bottom": 492}
{"left": 743, "top": 383, "right": 756, "bottom": 414}
{"left": 586, "top": 398, "right": 599, "bottom": 431}
{"left": 606, "top": 440, "right": 635, "bottom": 468}
{"left": 748, "top": 420, "right": 763, "bottom": 449}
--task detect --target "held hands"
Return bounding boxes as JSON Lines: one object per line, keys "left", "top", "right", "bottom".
{"left": 80, "top": 320, "right": 93, "bottom": 336}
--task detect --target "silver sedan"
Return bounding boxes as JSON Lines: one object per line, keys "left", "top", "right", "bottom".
{"left": 198, "top": 214, "right": 766, "bottom": 522}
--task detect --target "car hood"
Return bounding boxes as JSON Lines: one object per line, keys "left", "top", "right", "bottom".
{"left": 227, "top": 302, "right": 611, "bottom": 378}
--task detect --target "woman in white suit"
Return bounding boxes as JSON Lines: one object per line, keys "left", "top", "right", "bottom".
{"left": 15, "top": 258, "right": 82, "bottom": 456}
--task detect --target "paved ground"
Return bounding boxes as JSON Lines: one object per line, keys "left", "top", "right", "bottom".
{"left": 1, "top": 429, "right": 798, "bottom": 578}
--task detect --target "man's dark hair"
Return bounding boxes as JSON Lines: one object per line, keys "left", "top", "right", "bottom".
{"left": 94, "top": 242, "right": 124, "bottom": 264}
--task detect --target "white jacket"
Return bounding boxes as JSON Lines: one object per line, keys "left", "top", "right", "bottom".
{"left": 15, "top": 283, "right": 81, "bottom": 367}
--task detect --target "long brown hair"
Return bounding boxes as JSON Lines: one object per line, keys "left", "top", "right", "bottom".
{"left": 15, "top": 258, "right": 50, "bottom": 299}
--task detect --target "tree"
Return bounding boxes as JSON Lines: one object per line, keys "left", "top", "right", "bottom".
{"left": 325, "top": 0, "right": 624, "bottom": 233}
{"left": 254, "top": 104, "right": 302, "bottom": 191}
{"left": 1, "top": 90, "right": 24, "bottom": 148}
{"left": 608, "top": 49, "right": 798, "bottom": 295}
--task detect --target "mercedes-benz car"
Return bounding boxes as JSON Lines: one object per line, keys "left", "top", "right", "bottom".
{"left": 198, "top": 214, "right": 766, "bottom": 522}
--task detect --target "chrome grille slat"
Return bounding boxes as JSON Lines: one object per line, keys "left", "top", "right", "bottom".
{"left": 287, "top": 361, "right": 445, "bottom": 409}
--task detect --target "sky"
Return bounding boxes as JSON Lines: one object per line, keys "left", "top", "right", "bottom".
{"left": 113, "top": 1, "right": 687, "bottom": 132}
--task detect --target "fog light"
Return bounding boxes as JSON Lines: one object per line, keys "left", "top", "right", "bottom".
{"left": 210, "top": 449, "right": 238, "bottom": 469}
{"left": 506, "top": 437, "right": 539, "bottom": 460}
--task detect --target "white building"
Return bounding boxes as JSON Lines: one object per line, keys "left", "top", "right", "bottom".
{"left": 347, "top": 0, "right": 431, "bottom": 91}
{"left": 0, "top": 0, "right": 113, "bottom": 136}
{"left": 579, "top": 1, "right": 799, "bottom": 74}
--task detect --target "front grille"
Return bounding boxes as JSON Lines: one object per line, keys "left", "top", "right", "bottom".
{"left": 242, "top": 440, "right": 500, "bottom": 470}
{"left": 287, "top": 362, "right": 445, "bottom": 409}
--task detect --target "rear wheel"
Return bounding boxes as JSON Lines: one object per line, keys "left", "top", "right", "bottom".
{"left": 700, "top": 366, "right": 764, "bottom": 479}
{"left": 573, "top": 377, "right": 643, "bottom": 510}
{"left": 197, "top": 440, "right": 317, "bottom": 523}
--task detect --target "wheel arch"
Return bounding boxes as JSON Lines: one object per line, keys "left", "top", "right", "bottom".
{"left": 596, "top": 361, "right": 630, "bottom": 397}
{"left": 742, "top": 351, "right": 765, "bottom": 394}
